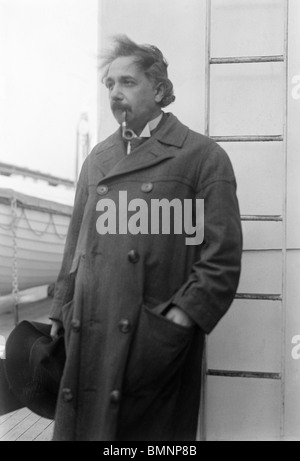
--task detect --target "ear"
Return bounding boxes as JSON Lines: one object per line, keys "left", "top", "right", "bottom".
{"left": 154, "top": 83, "right": 165, "bottom": 104}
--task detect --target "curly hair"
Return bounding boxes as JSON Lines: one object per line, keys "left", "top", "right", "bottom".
{"left": 100, "top": 35, "right": 175, "bottom": 108}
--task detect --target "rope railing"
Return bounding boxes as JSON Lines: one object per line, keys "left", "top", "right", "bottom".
{"left": 0, "top": 204, "right": 69, "bottom": 240}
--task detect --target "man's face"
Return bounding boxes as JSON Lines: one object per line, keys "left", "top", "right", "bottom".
{"left": 104, "top": 56, "right": 163, "bottom": 135}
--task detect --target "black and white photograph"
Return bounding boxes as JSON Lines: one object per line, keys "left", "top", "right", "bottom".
{"left": 0, "top": 0, "right": 299, "bottom": 443}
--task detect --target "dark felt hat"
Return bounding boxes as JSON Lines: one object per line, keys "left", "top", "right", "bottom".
{"left": 4, "top": 320, "right": 65, "bottom": 420}
{"left": 0, "top": 358, "right": 24, "bottom": 415}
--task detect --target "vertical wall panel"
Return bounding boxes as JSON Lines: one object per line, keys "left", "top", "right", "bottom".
{"left": 203, "top": 0, "right": 287, "bottom": 441}
{"left": 206, "top": 376, "right": 281, "bottom": 441}
{"left": 210, "top": 63, "right": 284, "bottom": 136}
{"left": 238, "top": 251, "right": 282, "bottom": 294}
{"left": 207, "top": 300, "right": 282, "bottom": 373}
{"left": 226, "top": 142, "right": 283, "bottom": 216}
{"left": 286, "top": 1, "right": 300, "bottom": 249}
{"left": 284, "top": 0, "right": 300, "bottom": 440}
{"left": 242, "top": 221, "right": 282, "bottom": 250}
{"left": 211, "top": 0, "right": 284, "bottom": 57}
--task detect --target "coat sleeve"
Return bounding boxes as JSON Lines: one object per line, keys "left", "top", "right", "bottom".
{"left": 171, "top": 143, "right": 243, "bottom": 334}
{"left": 49, "top": 158, "right": 89, "bottom": 322}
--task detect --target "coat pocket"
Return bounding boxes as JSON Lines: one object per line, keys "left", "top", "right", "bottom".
{"left": 123, "top": 303, "right": 194, "bottom": 396}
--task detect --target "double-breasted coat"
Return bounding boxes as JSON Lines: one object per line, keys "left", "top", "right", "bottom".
{"left": 49, "top": 113, "right": 243, "bottom": 441}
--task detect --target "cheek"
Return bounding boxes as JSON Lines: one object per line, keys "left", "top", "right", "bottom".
{"left": 128, "top": 87, "right": 156, "bottom": 113}
{"left": 138, "top": 92, "right": 156, "bottom": 110}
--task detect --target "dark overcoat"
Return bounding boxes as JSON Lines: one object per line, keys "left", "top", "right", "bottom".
{"left": 49, "top": 113, "right": 243, "bottom": 441}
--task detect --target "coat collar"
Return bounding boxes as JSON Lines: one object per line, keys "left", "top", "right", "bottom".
{"left": 94, "top": 113, "right": 189, "bottom": 182}
{"left": 153, "top": 112, "right": 189, "bottom": 148}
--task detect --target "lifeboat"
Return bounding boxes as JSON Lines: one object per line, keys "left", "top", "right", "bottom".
{"left": 0, "top": 187, "right": 73, "bottom": 297}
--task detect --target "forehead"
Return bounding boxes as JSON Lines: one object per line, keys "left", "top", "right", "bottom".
{"left": 106, "top": 56, "right": 145, "bottom": 79}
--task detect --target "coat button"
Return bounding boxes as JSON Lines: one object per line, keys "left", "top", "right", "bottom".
{"left": 118, "top": 319, "right": 131, "bottom": 334}
{"left": 62, "top": 388, "right": 73, "bottom": 402}
{"left": 96, "top": 185, "right": 108, "bottom": 195}
{"left": 141, "top": 182, "right": 153, "bottom": 193}
{"left": 127, "top": 249, "right": 140, "bottom": 263}
{"left": 110, "top": 390, "right": 121, "bottom": 404}
{"left": 71, "top": 319, "right": 81, "bottom": 332}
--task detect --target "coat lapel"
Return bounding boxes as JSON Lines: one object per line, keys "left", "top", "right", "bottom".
{"left": 94, "top": 113, "right": 189, "bottom": 183}
{"left": 93, "top": 130, "right": 126, "bottom": 178}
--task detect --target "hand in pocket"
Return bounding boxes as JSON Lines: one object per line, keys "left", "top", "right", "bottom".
{"left": 164, "top": 306, "right": 195, "bottom": 328}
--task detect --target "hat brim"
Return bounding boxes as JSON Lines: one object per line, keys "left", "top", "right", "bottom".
{"left": 0, "top": 358, "right": 24, "bottom": 415}
{"left": 5, "top": 321, "right": 65, "bottom": 420}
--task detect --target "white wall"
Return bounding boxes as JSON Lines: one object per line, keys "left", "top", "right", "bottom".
{"left": 284, "top": 0, "right": 300, "bottom": 440}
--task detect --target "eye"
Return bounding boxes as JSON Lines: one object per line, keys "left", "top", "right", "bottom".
{"left": 105, "top": 80, "right": 114, "bottom": 91}
{"left": 123, "top": 79, "right": 135, "bottom": 87}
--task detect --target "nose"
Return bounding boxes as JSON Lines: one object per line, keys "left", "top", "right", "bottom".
{"left": 110, "top": 83, "right": 123, "bottom": 102}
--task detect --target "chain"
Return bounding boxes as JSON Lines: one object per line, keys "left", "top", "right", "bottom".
{"left": 5, "top": 196, "right": 69, "bottom": 327}
{"left": 22, "top": 208, "right": 68, "bottom": 239}
{"left": 10, "top": 196, "right": 19, "bottom": 325}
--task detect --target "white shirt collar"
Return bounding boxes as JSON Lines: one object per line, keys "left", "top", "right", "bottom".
{"left": 126, "top": 112, "right": 163, "bottom": 155}
{"left": 136, "top": 112, "right": 163, "bottom": 138}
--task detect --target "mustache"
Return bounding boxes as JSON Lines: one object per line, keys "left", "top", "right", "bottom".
{"left": 111, "top": 102, "right": 131, "bottom": 113}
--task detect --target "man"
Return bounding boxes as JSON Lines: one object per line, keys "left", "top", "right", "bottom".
{"left": 49, "top": 35, "right": 242, "bottom": 441}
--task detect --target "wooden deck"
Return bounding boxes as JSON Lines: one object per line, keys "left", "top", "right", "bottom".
{"left": 0, "top": 408, "right": 54, "bottom": 441}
